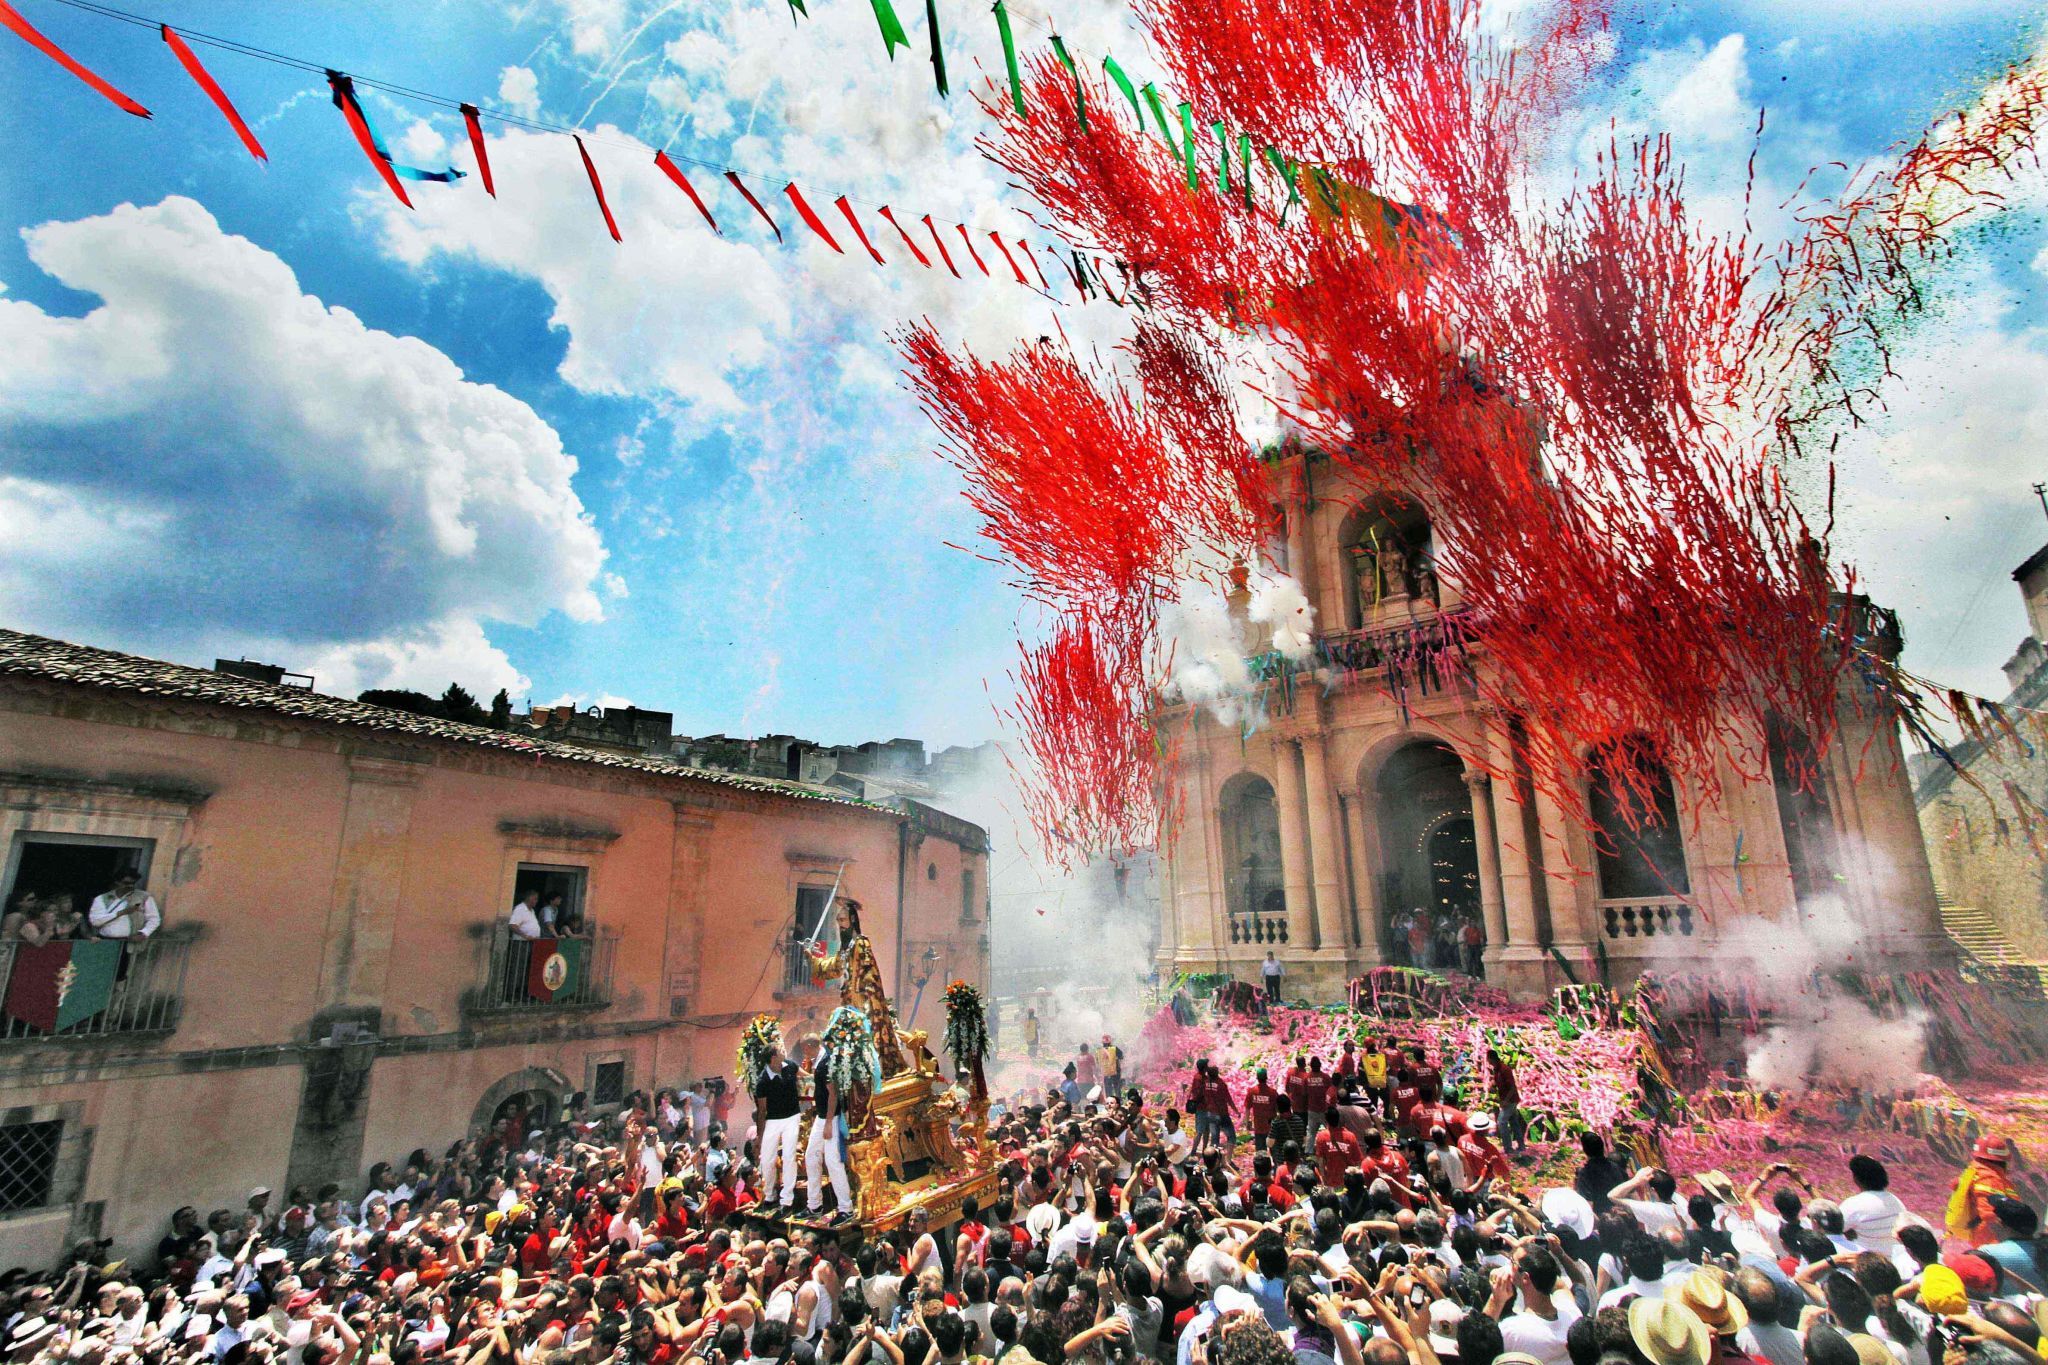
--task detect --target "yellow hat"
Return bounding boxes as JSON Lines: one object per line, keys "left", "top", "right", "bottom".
{"left": 484, "top": 1211, "right": 504, "bottom": 1233}
{"left": 1920, "top": 1265, "right": 1969, "bottom": 1317}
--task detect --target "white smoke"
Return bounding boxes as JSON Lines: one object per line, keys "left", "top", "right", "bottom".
{"left": 1644, "top": 876, "right": 1931, "bottom": 1095}
{"left": 1158, "top": 583, "right": 1258, "bottom": 727}
{"left": 1248, "top": 568, "right": 1316, "bottom": 660}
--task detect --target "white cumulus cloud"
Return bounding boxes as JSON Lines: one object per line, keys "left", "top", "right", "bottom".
{"left": 0, "top": 196, "right": 610, "bottom": 697}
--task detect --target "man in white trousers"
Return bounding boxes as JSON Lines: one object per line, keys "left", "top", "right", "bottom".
{"left": 804, "top": 1035, "right": 853, "bottom": 1222}
{"left": 753, "top": 1043, "right": 803, "bottom": 1210}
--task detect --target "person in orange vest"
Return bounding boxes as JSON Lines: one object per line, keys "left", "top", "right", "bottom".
{"left": 1948, "top": 1135, "right": 2020, "bottom": 1246}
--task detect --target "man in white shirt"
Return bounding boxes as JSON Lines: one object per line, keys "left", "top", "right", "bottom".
{"left": 1839, "top": 1155, "right": 1907, "bottom": 1257}
{"left": 88, "top": 869, "right": 160, "bottom": 939}
{"left": 1261, "top": 952, "right": 1283, "bottom": 1002}
{"left": 1489, "top": 1249, "right": 1580, "bottom": 1365}
{"left": 507, "top": 890, "right": 544, "bottom": 940}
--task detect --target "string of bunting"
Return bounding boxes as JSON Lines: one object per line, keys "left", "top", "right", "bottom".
{"left": 0, "top": 0, "right": 1150, "bottom": 307}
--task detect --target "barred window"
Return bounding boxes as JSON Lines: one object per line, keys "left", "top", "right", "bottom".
{"left": 0, "top": 1120, "right": 62, "bottom": 1213}
{"left": 592, "top": 1060, "right": 626, "bottom": 1107}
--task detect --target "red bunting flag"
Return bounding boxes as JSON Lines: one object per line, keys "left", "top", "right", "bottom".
{"left": 834, "top": 196, "right": 886, "bottom": 265}
{"left": 1017, "top": 238, "right": 1051, "bottom": 290}
{"left": 954, "top": 223, "right": 991, "bottom": 276}
{"left": 654, "top": 151, "right": 718, "bottom": 232}
{"left": 575, "top": 135, "right": 621, "bottom": 242}
{"left": 878, "top": 206, "right": 931, "bottom": 267}
{"left": 327, "top": 72, "right": 411, "bottom": 208}
{"left": 988, "top": 232, "right": 1028, "bottom": 285}
{"left": 725, "top": 171, "right": 781, "bottom": 240}
{"left": 0, "top": 0, "right": 149, "bottom": 117}
{"left": 460, "top": 103, "right": 494, "bottom": 196}
{"left": 784, "top": 183, "right": 844, "bottom": 253}
{"left": 921, "top": 214, "right": 961, "bottom": 277}
{"left": 161, "top": 26, "right": 261, "bottom": 159}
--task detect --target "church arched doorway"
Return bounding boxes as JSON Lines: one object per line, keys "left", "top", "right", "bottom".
{"left": 1373, "top": 740, "right": 1479, "bottom": 967}
{"left": 1219, "top": 772, "right": 1287, "bottom": 946}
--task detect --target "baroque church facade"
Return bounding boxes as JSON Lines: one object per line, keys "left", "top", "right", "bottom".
{"left": 1155, "top": 448, "right": 1955, "bottom": 1000}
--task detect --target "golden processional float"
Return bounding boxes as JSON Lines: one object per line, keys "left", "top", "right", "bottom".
{"left": 739, "top": 902, "right": 997, "bottom": 1236}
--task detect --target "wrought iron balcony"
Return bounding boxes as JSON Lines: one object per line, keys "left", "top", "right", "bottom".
{"left": 0, "top": 926, "right": 197, "bottom": 1043}
{"left": 462, "top": 925, "right": 618, "bottom": 1018}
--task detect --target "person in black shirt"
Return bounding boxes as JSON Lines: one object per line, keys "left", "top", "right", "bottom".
{"left": 755, "top": 1045, "right": 802, "bottom": 1209}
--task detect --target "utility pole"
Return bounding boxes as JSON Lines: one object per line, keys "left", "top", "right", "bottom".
{"left": 2035, "top": 482, "right": 2048, "bottom": 526}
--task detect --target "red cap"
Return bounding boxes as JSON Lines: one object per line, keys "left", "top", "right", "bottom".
{"left": 1944, "top": 1252, "right": 2000, "bottom": 1297}
{"left": 286, "top": 1291, "right": 321, "bottom": 1314}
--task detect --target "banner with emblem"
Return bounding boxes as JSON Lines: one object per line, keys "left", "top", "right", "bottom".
{"left": 525, "top": 938, "right": 588, "bottom": 1003}
{"left": 4, "top": 940, "right": 122, "bottom": 1031}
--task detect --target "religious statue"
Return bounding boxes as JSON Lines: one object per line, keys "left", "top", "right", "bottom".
{"left": 809, "top": 897, "right": 908, "bottom": 1077}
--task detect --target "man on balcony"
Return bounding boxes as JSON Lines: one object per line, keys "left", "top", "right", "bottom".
{"left": 507, "top": 889, "right": 544, "bottom": 940}
{"left": 88, "top": 868, "right": 160, "bottom": 939}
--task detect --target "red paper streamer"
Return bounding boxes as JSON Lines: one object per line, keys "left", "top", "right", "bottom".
{"left": 460, "top": 102, "right": 494, "bottom": 196}
{"left": 327, "top": 72, "right": 410, "bottom": 209}
{"left": 161, "top": 26, "right": 261, "bottom": 158}
{"left": 921, "top": 214, "right": 961, "bottom": 277}
{"left": 988, "top": 232, "right": 1029, "bottom": 284}
{"left": 880, "top": 207, "right": 932, "bottom": 266}
{"left": 0, "top": 0, "right": 149, "bottom": 117}
{"left": 574, "top": 135, "right": 621, "bottom": 243}
{"left": 954, "top": 222, "right": 991, "bottom": 275}
{"left": 653, "top": 151, "right": 718, "bottom": 232}
{"left": 834, "top": 195, "right": 887, "bottom": 265}
{"left": 784, "top": 183, "right": 844, "bottom": 253}
{"left": 725, "top": 171, "right": 782, "bottom": 240}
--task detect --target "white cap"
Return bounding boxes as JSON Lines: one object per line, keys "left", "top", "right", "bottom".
{"left": 1467, "top": 1113, "right": 1494, "bottom": 1134}
{"left": 1212, "top": 1285, "right": 1258, "bottom": 1317}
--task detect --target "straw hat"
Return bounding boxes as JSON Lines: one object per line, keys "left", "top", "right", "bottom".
{"left": 1695, "top": 1170, "right": 1738, "bottom": 1204}
{"left": 1629, "top": 1297, "right": 1711, "bottom": 1365}
{"left": 1845, "top": 1335, "right": 1894, "bottom": 1365}
{"left": 1675, "top": 1270, "right": 1748, "bottom": 1335}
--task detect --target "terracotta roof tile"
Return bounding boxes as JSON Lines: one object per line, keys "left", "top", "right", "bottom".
{"left": 0, "top": 628, "right": 890, "bottom": 816}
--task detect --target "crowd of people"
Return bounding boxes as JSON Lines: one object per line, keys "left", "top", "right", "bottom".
{"left": 8, "top": 1024, "right": 2048, "bottom": 1365}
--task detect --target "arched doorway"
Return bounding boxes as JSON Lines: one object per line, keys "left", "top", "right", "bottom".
{"left": 470, "top": 1066, "right": 568, "bottom": 1143}
{"left": 1219, "top": 773, "right": 1287, "bottom": 946}
{"left": 1374, "top": 740, "right": 1478, "bottom": 967}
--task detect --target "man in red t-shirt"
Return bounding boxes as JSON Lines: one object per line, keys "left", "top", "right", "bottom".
{"left": 1314, "top": 1122, "right": 1364, "bottom": 1189}
{"left": 1358, "top": 1129, "right": 1416, "bottom": 1207}
{"left": 1388, "top": 1067, "right": 1424, "bottom": 1138}
{"left": 1455, "top": 1113, "right": 1512, "bottom": 1188}
{"left": 1283, "top": 1057, "right": 1310, "bottom": 1117}
{"left": 1200, "top": 1067, "right": 1237, "bottom": 1149}
{"left": 1244, "top": 1069, "right": 1281, "bottom": 1152}
{"left": 1336, "top": 1041, "right": 1359, "bottom": 1080}
{"left": 1411, "top": 1090, "right": 1468, "bottom": 1142}
{"left": 1303, "top": 1058, "right": 1335, "bottom": 1144}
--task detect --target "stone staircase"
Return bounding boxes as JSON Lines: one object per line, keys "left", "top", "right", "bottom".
{"left": 1939, "top": 898, "right": 2048, "bottom": 993}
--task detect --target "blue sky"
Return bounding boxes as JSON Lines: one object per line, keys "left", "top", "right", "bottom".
{"left": 2, "top": 0, "right": 2047, "bottom": 750}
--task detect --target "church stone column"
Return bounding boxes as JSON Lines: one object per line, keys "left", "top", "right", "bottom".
{"left": 1269, "top": 737, "right": 1316, "bottom": 949}
{"left": 1483, "top": 726, "right": 1546, "bottom": 995}
{"left": 1345, "top": 788, "right": 1385, "bottom": 962}
{"left": 1465, "top": 766, "right": 1508, "bottom": 964}
{"left": 1301, "top": 734, "right": 1349, "bottom": 952}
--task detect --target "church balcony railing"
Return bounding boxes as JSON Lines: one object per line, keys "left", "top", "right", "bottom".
{"left": 0, "top": 926, "right": 198, "bottom": 1044}
{"left": 1598, "top": 896, "right": 1694, "bottom": 941}
{"left": 1245, "top": 609, "right": 1478, "bottom": 698}
{"left": 1228, "top": 913, "right": 1289, "bottom": 946}
{"left": 462, "top": 924, "right": 618, "bottom": 1019}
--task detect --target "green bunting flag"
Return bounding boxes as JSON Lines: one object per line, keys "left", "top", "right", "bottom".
{"left": 1178, "top": 101, "right": 1198, "bottom": 189}
{"left": 868, "top": 0, "right": 910, "bottom": 59}
{"left": 992, "top": 0, "right": 1024, "bottom": 116}
{"left": 3, "top": 941, "right": 121, "bottom": 1032}
{"left": 1049, "top": 34, "right": 1085, "bottom": 129}
{"left": 1240, "top": 133, "right": 1254, "bottom": 208}
{"left": 1214, "top": 119, "right": 1231, "bottom": 194}
{"left": 787, "top": 0, "right": 806, "bottom": 17}
{"left": 1264, "top": 146, "right": 1302, "bottom": 223}
{"left": 1103, "top": 55, "right": 1142, "bottom": 127}
{"left": 924, "top": 0, "right": 947, "bottom": 96}
{"left": 1141, "top": 83, "right": 1178, "bottom": 157}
